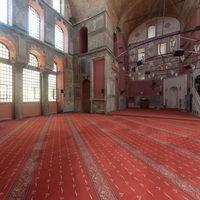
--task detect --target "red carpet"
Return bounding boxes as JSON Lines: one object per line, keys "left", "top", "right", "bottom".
{"left": 0, "top": 109, "right": 200, "bottom": 199}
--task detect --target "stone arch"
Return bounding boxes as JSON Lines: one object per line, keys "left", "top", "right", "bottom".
{"left": 29, "top": 48, "right": 45, "bottom": 68}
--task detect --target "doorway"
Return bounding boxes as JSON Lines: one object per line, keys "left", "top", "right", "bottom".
{"left": 82, "top": 79, "right": 91, "bottom": 113}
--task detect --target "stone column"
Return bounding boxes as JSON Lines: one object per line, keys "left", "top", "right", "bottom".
{"left": 13, "top": 63, "right": 24, "bottom": 119}
{"left": 41, "top": 70, "right": 49, "bottom": 115}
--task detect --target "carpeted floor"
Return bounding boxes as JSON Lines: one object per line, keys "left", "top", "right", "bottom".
{"left": 0, "top": 109, "right": 200, "bottom": 200}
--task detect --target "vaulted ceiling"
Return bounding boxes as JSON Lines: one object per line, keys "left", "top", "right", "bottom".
{"left": 68, "top": 0, "right": 199, "bottom": 39}
{"left": 106, "top": 0, "right": 199, "bottom": 39}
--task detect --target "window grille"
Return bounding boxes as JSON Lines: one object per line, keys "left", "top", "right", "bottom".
{"left": 29, "top": 6, "right": 40, "bottom": 39}
{"left": 23, "top": 69, "right": 40, "bottom": 102}
{"left": 55, "top": 25, "right": 64, "bottom": 51}
{"left": 48, "top": 74, "right": 57, "bottom": 102}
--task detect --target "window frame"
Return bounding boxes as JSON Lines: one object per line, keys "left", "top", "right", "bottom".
{"left": 147, "top": 25, "right": 156, "bottom": 39}
{"left": 22, "top": 68, "right": 40, "bottom": 102}
{"left": 48, "top": 74, "right": 57, "bottom": 102}
{"left": 0, "top": 0, "right": 9, "bottom": 25}
{"left": 28, "top": 53, "right": 39, "bottom": 68}
{"left": 0, "top": 42, "right": 13, "bottom": 103}
{"left": 55, "top": 24, "right": 64, "bottom": 52}
{"left": 22, "top": 53, "right": 40, "bottom": 103}
{"left": 158, "top": 43, "right": 167, "bottom": 55}
{"left": 28, "top": 5, "right": 41, "bottom": 40}
{"left": 53, "top": 0, "right": 62, "bottom": 14}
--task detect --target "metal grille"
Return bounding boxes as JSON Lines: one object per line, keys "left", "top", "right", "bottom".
{"left": 0, "top": 42, "right": 12, "bottom": 103}
{"left": 53, "top": 62, "right": 57, "bottom": 72}
{"left": 48, "top": 74, "right": 57, "bottom": 102}
{"left": 29, "top": 54, "right": 38, "bottom": 67}
{"left": 29, "top": 6, "right": 40, "bottom": 40}
{"left": 23, "top": 69, "right": 40, "bottom": 102}
{"left": 0, "top": 0, "right": 8, "bottom": 24}
{"left": 0, "top": 63, "right": 12, "bottom": 102}
{"left": 55, "top": 25, "right": 64, "bottom": 51}
{"left": 0, "top": 43, "right": 9, "bottom": 59}
{"left": 53, "top": 0, "right": 61, "bottom": 13}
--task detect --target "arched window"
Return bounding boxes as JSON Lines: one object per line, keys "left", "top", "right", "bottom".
{"left": 28, "top": 53, "right": 38, "bottom": 67}
{"left": 23, "top": 53, "right": 40, "bottom": 102}
{"left": 29, "top": 6, "right": 40, "bottom": 39}
{"left": 53, "top": 0, "right": 61, "bottom": 13}
{"left": 0, "top": 42, "right": 12, "bottom": 103}
{"left": 55, "top": 24, "right": 64, "bottom": 51}
{"left": 0, "top": 0, "right": 8, "bottom": 24}
{"left": 80, "top": 27, "right": 88, "bottom": 54}
{"left": 148, "top": 25, "right": 156, "bottom": 39}
{"left": 53, "top": 62, "right": 57, "bottom": 72}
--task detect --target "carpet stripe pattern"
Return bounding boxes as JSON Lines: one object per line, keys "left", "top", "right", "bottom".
{"left": 0, "top": 109, "right": 199, "bottom": 200}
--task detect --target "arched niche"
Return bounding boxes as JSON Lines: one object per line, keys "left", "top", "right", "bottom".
{"left": 80, "top": 27, "right": 88, "bottom": 54}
